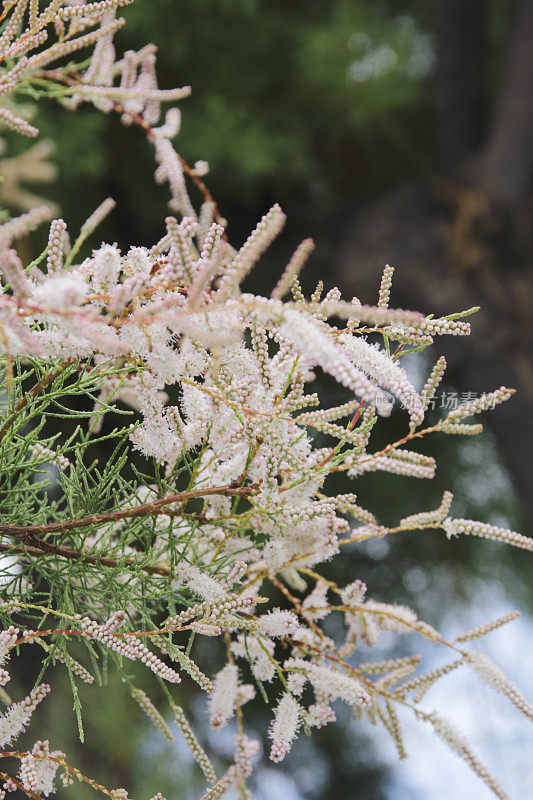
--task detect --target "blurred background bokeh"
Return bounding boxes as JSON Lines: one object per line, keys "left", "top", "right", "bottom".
{"left": 3, "top": 1, "right": 533, "bottom": 798}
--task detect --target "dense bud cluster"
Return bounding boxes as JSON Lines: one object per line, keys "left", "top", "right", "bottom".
{"left": 19, "top": 740, "right": 65, "bottom": 797}
{"left": 442, "top": 517, "right": 533, "bottom": 550}
{"left": 80, "top": 616, "right": 182, "bottom": 682}
{"left": 0, "top": 683, "right": 51, "bottom": 748}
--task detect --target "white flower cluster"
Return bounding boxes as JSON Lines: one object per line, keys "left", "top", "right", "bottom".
{"left": 0, "top": 638, "right": 72, "bottom": 796}
{"left": 268, "top": 693, "right": 302, "bottom": 762}
{"left": 19, "top": 740, "right": 65, "bottom": 797}
{"left": 208, "top": 664, "right": 239, "bottom": 729}
{"left": 0, "top": 684, "right": 51, "bottom": 748}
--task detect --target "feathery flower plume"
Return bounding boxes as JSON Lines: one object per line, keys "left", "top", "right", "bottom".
{"left": 377, "top": 263, "right": 394, "bottom": 308}
{"left": 454, "top": 611, "right": 521, "bottom": 644}
{"left": 209, "top": 664, "right": 239, "bottom": 729}
{"left": 171, "top": 703, "right": 217, "bottom": 782}
{"left": 424, "top": 712, "right": 510, "bottom": 800}
{"left": 446, "top": 387, "right": 514, "bottom": 422}
{"left": 131, "top": 688, "right": 174, "bottom": 741}
{"left": 466, "top": 652, "right": 533, "bottom": 720}
{"left": 268, "top": 693, "right": 302, "bottom": 762}
{"left": 217, "top": 205, "right": 286, "bottom": 299}
{"left": 420, "top": 355, "right": 447, "bottom": 412}
{"left": 399, "top": 490, "right": 453, "bottom": 527}
{"left": 442, "top": 518, "right": 533, "bottom": 550}
{"left": 0, "top": 684, "right": 50, "bottom": 747}
{"left": 271, "top": 238, "right": 315, "bottom": 300}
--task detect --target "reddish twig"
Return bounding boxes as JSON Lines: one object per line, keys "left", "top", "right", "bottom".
{"left": 0, "top": 482, "right": 259, "bottom": 538}
{"left": 0, "top": 539, "right": 171, "bottom": 577}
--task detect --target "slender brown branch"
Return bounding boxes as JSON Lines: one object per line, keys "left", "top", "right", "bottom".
{"left": 0, "top": 539, "right": 171, "bottom": 577}
{"left": 0, "top": 482, "right": 259, "bottom": 537}
{"left": 109, "top": 105, "right": 226, "bottom": 228}
{"left": 356, "top": 422, "right": 443, "bottom": 465}
{"left": 36, "top": 69, "right": 225, "bottom": 227}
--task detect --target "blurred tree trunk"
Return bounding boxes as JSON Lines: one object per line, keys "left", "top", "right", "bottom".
{"left": 433, "top": 0, "right": 489, "bottom": 173}
{"left": 478, "top": 0, "right": 533, "bottom": 203}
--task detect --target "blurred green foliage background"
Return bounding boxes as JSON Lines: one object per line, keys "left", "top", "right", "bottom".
{"left": 35, "top": 0, "right": 435, "bottom": 239}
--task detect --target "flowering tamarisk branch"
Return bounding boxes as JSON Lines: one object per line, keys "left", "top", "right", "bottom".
{"left": 1, "top": 3, "right": 532, "bottom": 800}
